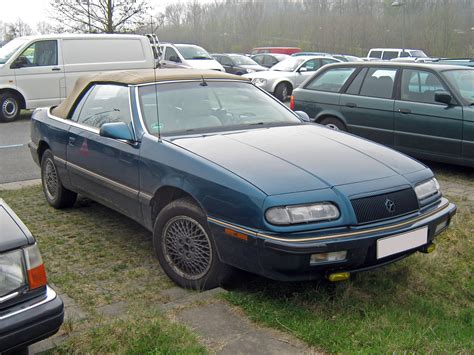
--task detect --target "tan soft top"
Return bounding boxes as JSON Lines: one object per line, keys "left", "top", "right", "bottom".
{"left": 52, "top": 69, "right": 247, "bottom": 119}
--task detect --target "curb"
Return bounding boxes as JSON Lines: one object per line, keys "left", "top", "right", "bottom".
{"left": 0, "top": 179, "right": 41, "bottom": 191}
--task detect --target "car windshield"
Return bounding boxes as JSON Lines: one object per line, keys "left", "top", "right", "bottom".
{"left": 176, "top": 45, "right": 212, "bottom": 60}
{"left": 409, "top": 50, "right": 428, "bottom": 58}
{"left": 0, "top": 38, "right": 29, "bottom": 64}
{"left": 138, "top": 81, "right": 301, "bottom": 135}
{"left": 229, "top": 54, "right": 258, "bottom": 65}
{"left": 442, "top": 69, "right": 474, "bottom": 104}
{"left": 271, "top": 57, "right": 305, "bottom": 72}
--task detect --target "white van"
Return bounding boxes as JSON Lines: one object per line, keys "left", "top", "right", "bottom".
{"left": 159, "top": 43, "right": 224, "bottom": 72}
{"left": 367, "top": 48, "right": 428, "bottom": 61}
{"left": 0, "top": 34, "right": 155, "bottom": 122}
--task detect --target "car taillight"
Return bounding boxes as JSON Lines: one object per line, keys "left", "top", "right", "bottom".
{"left": 24, "top": 244, "right": 47, "bottom": 290}
{"left": 290, "top": 95, "right": 295, "bottom": 110}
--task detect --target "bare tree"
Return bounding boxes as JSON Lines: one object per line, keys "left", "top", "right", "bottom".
{"left": 49, "top": 0, "right": 150, "bottom": 33}
{"left": 4, "top": 19, "right": 33, "bottom": 41}
{"left": 37, "top": 21, "right": 54, "bottom": 35}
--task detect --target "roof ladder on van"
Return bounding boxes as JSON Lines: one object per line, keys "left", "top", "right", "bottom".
{"left": 146, "top": 34, "right": 161, "bottom": 68}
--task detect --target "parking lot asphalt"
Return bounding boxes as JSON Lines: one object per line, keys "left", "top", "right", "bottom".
{"left": 0, "top": 113, "right": 40, "bottom": 184}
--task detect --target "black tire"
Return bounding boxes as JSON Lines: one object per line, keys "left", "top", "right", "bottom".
{"left": 0, "top": 92, "right": 21, "bottom": 123}
{"left": 40, "top": 150, "right": 77, "bottom": 209}
{"left": 319, "top": 117, "right": 346, "bottom": 131}
{"left": 274, "top": 82, "right": 292, "bottom": 101}
{"left": 153, "top": 197, "right": 234, "bottom": 290}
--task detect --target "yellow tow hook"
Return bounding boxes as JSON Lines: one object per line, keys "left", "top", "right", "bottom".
{"left": 327, "top": 272, "right": 350, "bottom": 282}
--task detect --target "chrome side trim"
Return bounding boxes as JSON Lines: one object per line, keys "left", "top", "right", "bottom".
{"left": 0, "top": 286, "right": 58, "bottom": 320}
{"left": 0, "top": 292, "right": 20, "bottom": 304}
{"left": 53, "top": 156, "right": 67, "bottom": 168}
{"left": 208, "top": 200, "right": 451, "bottom": 243}
{"left": 47, "top": 108, "right": 100, "bottom": 134}
{"left": 67, "top": 161, "right": 138, "bottom": 198}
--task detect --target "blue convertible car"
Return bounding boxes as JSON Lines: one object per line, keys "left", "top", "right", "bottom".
{"left": 30, "top": 69, "right": 456, "bottom": 289}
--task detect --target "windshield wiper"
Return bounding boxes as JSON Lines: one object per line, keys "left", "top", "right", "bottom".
{"left": 191, "top": 56, "right": 211, "bottom": 60}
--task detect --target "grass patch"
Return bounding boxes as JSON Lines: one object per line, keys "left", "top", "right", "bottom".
{"left": 224, "top": 188, "right": 473, "bottom": 352}
{"left": 0, "top": 186, "right": 206, "bottom": 352}
{"left": 54, "top": 310, "right": 206, "bottom": 354}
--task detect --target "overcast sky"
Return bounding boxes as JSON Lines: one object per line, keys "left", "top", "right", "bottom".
{"left": 2, "top": 0, "right": 211, "bottom": 29}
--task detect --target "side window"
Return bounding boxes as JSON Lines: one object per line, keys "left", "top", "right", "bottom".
{"left": 301, "top": 59, "right": 320, "bottom": 72}
{"left": 321, "top": 58, "right": 339, "bottom": 66}
{"left": 346, "top": 67, "right": 368, "bottom": 95}
{"left": 252, "top": 55, "right": 263, "bottom": 65}
{"left": 401, "top": 69, "right": 446, "bottom": 104}
{"left": 263, "top": 56, "right": 275, "bottom": 67}
{"left": 400, "top": 51, "right": 410, "bottom": 58}
{"left": 359, "top": 68, "right": 397, "bottom": 99}
{"left": 221, "top": 56, "right": 233, "bottom": 66}
{"left": 73, "top": 85, "right": 132, "bottom": 129}
{"left": 369, "top": 50, "right": 382, "bottom": 59}
{"left": 16, "top": 40, "right": 57, "bottom": 67}
{"left": 306, "top": 67, "right": 356, "bottom": 92}
{"left": 165, "top": 47, "right": 180, "bottom": 62}
{"left": 382, "top": 51, "right": 399, "bottom": 60}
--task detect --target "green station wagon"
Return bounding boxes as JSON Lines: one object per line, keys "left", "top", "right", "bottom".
{"left": 291, "top": 63, "right": 474, "bottom": 167}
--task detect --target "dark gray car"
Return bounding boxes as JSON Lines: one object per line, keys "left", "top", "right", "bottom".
{"left": 0, "top": 199, "right": 63, "bottom": 353}
{"left": 212, "top": 53, "right": 267, "bottom": 75}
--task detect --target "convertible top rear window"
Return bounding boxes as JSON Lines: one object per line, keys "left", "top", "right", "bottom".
{"left": 138, "top": 81, "right": 300, "bottom": 135}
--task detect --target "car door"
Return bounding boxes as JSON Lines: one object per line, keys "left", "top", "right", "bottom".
{"left": 160, "top": 46, "right": 184, "bottom": 69}
{"left": 220, "top": 56, "right": 236, "bottom": 74}
{"left": 393, "top": 68, "right": 463, "bottom": 160}
{"left": 13, "top": 39, "right": 65, "bottom": 108}
{"left": 66, "top": 84, "right": 141, "bottom": 220}
{"left": 339, "top": 67, "right": 397, "bottom": 145}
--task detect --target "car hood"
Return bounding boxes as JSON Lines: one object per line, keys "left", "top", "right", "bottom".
{"left": 170, "top": 124, "right": 425, "bottom": 195}
{"left": 243, "top": 70, "right": 292, "bottom": 80}
{"left": 0, "top": 201, "right": 32, "bottom": 251}
{"left": 186, "top": 59, "right": 224, "bottom": 71}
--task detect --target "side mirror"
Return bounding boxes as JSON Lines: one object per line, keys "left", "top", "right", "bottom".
{"left": 169, "top": 55, "right": 180, "bottom": 63}
{"left": 100, "top": 122, "right": 135, "bottom": 142}
{"left": 434, "top": 92, "right": 453, "bottom": 105}
{"left": 298, "top": 67, "right": 308, "bottom": 73}
{"left": 295, "top": 110, "right": 310, "bottom": 122}
{"left": 10, "top": 57, "right": 29, "bottom": 69}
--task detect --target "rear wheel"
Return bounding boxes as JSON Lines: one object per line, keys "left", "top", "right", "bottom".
{"left": 0, "top": 93, "right": 21, "bottom": 122}
{"left": 41, "top": 150, "right": 77, "bottom": 208}
{"left": 274, "top": 82, "right": 292, "bottom": 101}
{"left": 153, "top": 197, "right": 234, "bottom": 290}
{"left": 319, "top": 117, "right": 346, "bottom": 131}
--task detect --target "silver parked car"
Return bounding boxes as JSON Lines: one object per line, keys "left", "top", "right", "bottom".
{"left": 243, "top": 56, "right": 341, "bottom": 100}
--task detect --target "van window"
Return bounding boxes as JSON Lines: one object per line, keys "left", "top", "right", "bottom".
{"left": 306, "top": 67, "right": 356, "bottom": 92}
{"left": 401, "top": 69, "right": 445, "bottom": 104}
{"left": 62, "top": 39, "right": 145, "bottom": 65}
{"left": 359, "top": 68, "right": 397, "bottom": 98}
{"left": 382, "top": 51, "right": 399, "bottom": 60}
{"left": 17, "top": 40, "right": 57, "bottom": 67}
{"left": 369, "top": 50, "right": 382, "bottom": 59}
{"left": 73, "top": 85, "right": 131, "bottom": 129}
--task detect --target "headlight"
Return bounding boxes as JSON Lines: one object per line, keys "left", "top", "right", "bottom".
{"left": 265, "top": 202, "right": 340, "bottom": 225}
{"left": 0, "top": 249, "right": 26, "bottom": 297}
{"left": 252, "top": 78, "right": 267, "bottom": 86}
{"left": 415, "top": 178, "right": 440, "bottom": 200}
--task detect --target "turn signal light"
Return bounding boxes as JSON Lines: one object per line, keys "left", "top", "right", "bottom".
{"left": 289, "top": 95, "right": 295, "bottom": 110}
{"left": 328, "top": 272, "right": 350, "bottom": 282}
{"left": 24, "top": 244, "right": 47, "bottom": 290}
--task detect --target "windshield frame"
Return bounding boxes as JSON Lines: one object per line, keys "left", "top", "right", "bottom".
{"left": 135, "top": 79, "right": 303, "bottom": 137}
{"left": 441, "top": 68, "right": 474, "bottom": 105}
{"left": 175, "top": 45, "right": 212, "bottom": 60}
{"left": 0, "top": 38, "right": 29, "bottom": 65}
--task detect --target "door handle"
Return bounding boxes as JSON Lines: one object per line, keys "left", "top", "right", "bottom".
{"left": 398, "top": 108, "right": 412, "bottom": 114}
{"left": 51, "top": 67, "right": 61, "bottom": 71}
{"left": 68, "top": 136, "right": 76, "bottom": 146}
{"left": 345, "top": 102, "right": 357, "bottom": 108}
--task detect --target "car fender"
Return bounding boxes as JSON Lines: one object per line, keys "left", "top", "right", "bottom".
{"left": 0, "top": 84, "right": 28, "bottom": 109}
{"left": 314, "top": 109, "right": 348, "bottom": 127}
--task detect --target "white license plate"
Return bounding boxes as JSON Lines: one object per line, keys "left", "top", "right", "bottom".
{"left": 376, "top": 227, "right": 428, "bottom": 259}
